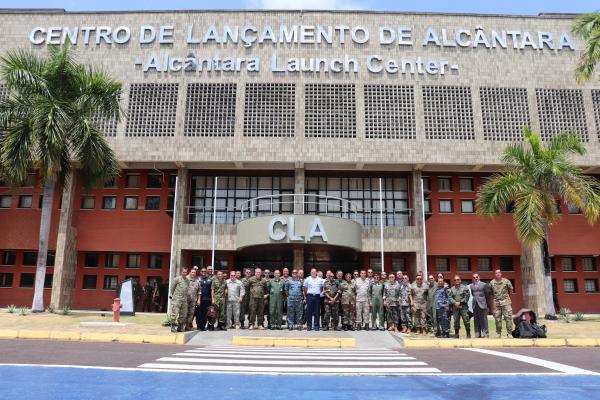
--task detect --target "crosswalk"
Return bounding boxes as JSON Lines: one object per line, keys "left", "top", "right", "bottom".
{"left": 138, "top": 345, "right": 440, "bottom": 375}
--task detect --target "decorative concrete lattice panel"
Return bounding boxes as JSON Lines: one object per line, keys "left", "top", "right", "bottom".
{"left": 185, "top": 83, "right": 236, "bottom": 137}
{"left": 305, "top": 84, "right": 356, "bottom": 138}
{"left": 423, "top": 86, "right": 475, "bottom": 140}
{"left": 364, "top": 85, "right": 415, "bottom": 139}
{"left": 480, "top": 87, "right": 531, "bottom": 141}
{"left": 536, "top": 88, "right": 588, "bottom": 142}
{"left": 592, "top": 90, "right": 600, "bottom": 141}
{"left": 125, "top": 83, "right": 178, "bottom": 137}
{"left": 243, "top": 83, "right": 295, "bottom": 137}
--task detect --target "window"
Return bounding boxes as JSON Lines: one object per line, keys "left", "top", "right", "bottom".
{"left": 167, "top": 195, "right": 175, "bottom": 212}
{"left": 168, "top": 174, "right": 177, "bottom": 188}
{"left": 82, "top": 275, "right": 97, "bottom": 289}
{"left": 584, "top": 279, "right": 598, "bottom": 293}
{"left": 81, "top": 196, "right": 95, "bottom": 209}
{"left": 499, "top": 256, "right": 514, "bottom": 271}
{"left": 46, "top": 252, "right": 55, "bottom": 267}
{"left": 125, "top": 174, "right": 141, "bottom": 188}
{"left": 423, "top": 199, "right": 431, "bottom": 214}
{"left": 478, "top": 257, "right": 493, "bottom": 272}
{"left": 439, "top": 200, "right": 453, "bottom": 213}
{"left": 38, "top": 195, "right": 44, "bottom": 209}
{"left": 213, "top": 255, "right": 229, "bottom": 271}
{"left": 84, "top": 253, "right": 99, "bottom": 268}
{"left": 0, "top": 195, "right": 11, "bottom": 208}
{"left": 505, "top": 202, "right": 515, "bottom": 214}
{"left": 563, "top": 279, "right": 578, "bottom": 293}
{"left": 3, "top": 250, "right": 17, "bottom": 265}
{"left": 145, "top": 196, "right": 161, "bottom": 211}
{"left": 148, "top": 254, "right": 162, "bottom": 269}
{"left": 127, "top": 254, "right": 141, "bottom": 268}
{"left": 392, "top": 257, "right": 407, "bottom": 272}
{"left": 147, "top": 174, "right": 162, "bottom": 189}
{"left": 23, "top": 251, "right": 38, "bottom": 266}
{"left": 0, "top": 272, "right": 13, "bottom": 287}
{"left": 457, "top": 257, "right": 471, "bottom": 272}
{"left": 567, "top": 203, "right": 582, "bottom": 214}
{"left": 435, "top": 257, "right": 450, "bottom": 272}
{"left": 583, "top": 257, "right": 597, "bottom": 272}
{"left": 555, "top": 200, "right": 562, "bottom": 213}
{"left": 19, "top": 273, "right": 35, "bottom": 288}
{"left": 104, "top": 178, "right": 118, "bottom": 188}
{"left": 124, "top": 196, "right": 138, "bottom": 210}
{"left": 103, "top": 275, "right": 118, "bottom": 290}
{"left": 102, "top": 196, "right": 117, "bottom": 210}
{"left": 370, "top": 257, "right": 382, "bottom": 272}
{"left": 459, "top": 177, "right": 473, "bottom": 192}
{"left": 105, "top": 253, "right": 120, "bottom": 268}
{"left": 438, "top": 177, "right": 452, "bottom": 192}
{"left": 18, "top": 195, "right": 32, "bottom": 208}
{"left": 422, "top": 177, "right": 430, "bottom": 192}
{"left": 461, "top": 200, "right": 475, "bottom": 213}
{"left": 44, "top": 274, "right": 53, "bottom": 289}
{"left": 561, "top": 257, "right": 576, "bottom": 272}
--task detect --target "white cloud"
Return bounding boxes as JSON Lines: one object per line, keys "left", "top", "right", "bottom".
{"left": 247, "top": 0, "right": 365, "bottom": 10}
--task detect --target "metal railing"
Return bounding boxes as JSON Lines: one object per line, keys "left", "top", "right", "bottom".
{"left": 185, "top": 194, "right": 413, "bottom": 226}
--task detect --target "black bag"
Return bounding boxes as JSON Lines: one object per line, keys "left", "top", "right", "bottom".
{"left": 513, "top": 320, "right": 547, "bottom": 339}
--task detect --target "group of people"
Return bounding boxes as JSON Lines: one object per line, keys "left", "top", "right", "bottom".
{"left": 168, "top": 265, "right": 515, "bottom": 339}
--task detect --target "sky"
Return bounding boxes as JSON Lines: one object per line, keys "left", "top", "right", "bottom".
{"left": 0, "top": 0, "right": 596, "bottom": 15}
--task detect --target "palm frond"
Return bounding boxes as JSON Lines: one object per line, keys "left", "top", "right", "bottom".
{"left": 476, "top": 171, "right": 529, "bottom": 217}
{"left": 0, "top": 119, "right": 34, "bottom": 186}
{"left": 513, "top": 187, "right": 546, "bottom": 245}
{"left": 0, "top": 49, "right": 49, "bottom": 97}
{"left": 572, "top": 12, "right": 600, "bottom": 82}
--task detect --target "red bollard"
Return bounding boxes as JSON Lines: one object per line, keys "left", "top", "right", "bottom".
{"left": 112, "top": 298, "right": 122, "bottom": 322}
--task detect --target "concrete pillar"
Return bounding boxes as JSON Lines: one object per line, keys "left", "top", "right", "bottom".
{"left": 293, "top": 245, "right": 304, "bottom": 273}
{"left": 520, "top": 244, "right": 547, "bottom": 317}
{"left": 411, "top": 169, "right": 427, "bottom": 276}
{"left": 170, "top": 168, "right": 189, "bottom": 283}
{"left": 50, "top": 174, "right": 78, "bottom": 309}
{"left": 294, "top": 167, "right": 305, "bottom": 214}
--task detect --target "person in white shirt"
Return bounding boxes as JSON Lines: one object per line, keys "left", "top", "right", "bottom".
{"left": 303, "top": 268, "right": 325, "bottom": 331}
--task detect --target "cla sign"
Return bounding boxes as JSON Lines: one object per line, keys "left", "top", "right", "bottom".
{"left": 268, "top": 216, "right": 328, "bottom": 243}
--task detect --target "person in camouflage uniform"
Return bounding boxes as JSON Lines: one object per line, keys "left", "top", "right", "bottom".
{"left": 185, "top": 268, "right": 200, "bottom": 331}
{"left": 399, "top": 275, "right": 413, "bottom": 333}
{"left": 490, "top": 269, "right": 514, "bottom": 338}
{"left": 354, "top": 270, "right": 371, "bottom": 330}
{"left": 411, "top": 275, "right": 429, "bottom": 334}
{"left": 339, "top": 273, "right": 356, "bottom": 331}
{"left": 211, "top": 271, "right": 228, "bottom": 330}
{"left": 383, "top": 273, "right": 401, "bottom": 331}
{"left": 248, "top": 268, "right": 267, "bottom": 329}
{"left": 263, "top": 269, "right": 271, "bottom": 328}
{"left": 267, "top": 269, "right": 285, "bottom": 330}
{"left": 426, "top": 274, "right": 438, "bottom": 335}
{"left": 169, "top": 267, "right": 190, "bottom": 333}
{"left": 323, "top": 272, "right": 340, "bottom": 331}
{"left": 449, "top": 275, "right": 471, "bottom": 338}
{"left": 285, "top": 269, "right": 304, "bottom": 330}
{"left": 226, "top": 271, "right": 245, "bottom": 329}
{"left": 239, "top": 268, "right": 251, "bottom": 328}
{"left": 369, "top": 273, "right": 385, "bottom": 330}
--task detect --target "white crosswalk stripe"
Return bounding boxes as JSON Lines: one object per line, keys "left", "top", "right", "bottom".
{"left": 137, "top": 346, "right": 440, "bottom": 375}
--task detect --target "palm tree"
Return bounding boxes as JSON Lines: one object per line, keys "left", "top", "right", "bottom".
{"left": 0, "top": 44, "right": 122, "bottom": 312}
{"left": 477, "top": 128, "right": 600, "bottom": 318}
{"left": 572, "top": 11, "right": 600, "bottom": 82}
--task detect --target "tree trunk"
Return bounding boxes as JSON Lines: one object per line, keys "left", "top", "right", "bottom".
{"left": 520, "top": 244, "right": 547, "bottom": 317}
{"left": 31, "top": 179, "right": 55, "bottom": 312}
{"left": 542, "top": 224, "right": 557, "bottom": 318}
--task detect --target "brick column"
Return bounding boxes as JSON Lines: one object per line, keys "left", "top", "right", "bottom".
{"left": 412, "top": 169, "right": 427, "bottom": 277}
{"left": 50, "top": 174, "right": 78, "bottom": 309}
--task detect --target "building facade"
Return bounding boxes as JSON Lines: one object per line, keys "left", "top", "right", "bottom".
{"left": 0, "top": 9, "right": 599, "bottom": 312}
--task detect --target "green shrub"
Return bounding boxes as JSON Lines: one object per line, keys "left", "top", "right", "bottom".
{"left": 162, "top": 315, "right": 174, "bottom": 327}
{"left": 559, "top": 308, "right": 572, "bottom": 323}
{"left": 574, "top": 312, "right": 585, "bottom": 321}
{"left": 46, "top": 305, "right": 55, "bottom": 314}
{"left": 7, "top": 304, "right": 17, "bottom": 313}
{"left": 18, "top": 307, "right": 30, "bottom": 316}
{"left": 60, "top": 306, "right": 71, "bottom": 315}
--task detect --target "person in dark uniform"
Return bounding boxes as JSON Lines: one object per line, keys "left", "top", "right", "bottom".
{"left": 197, "top": 267, "right": 213, "bottom": 331}
{"left": 142, "top": 280, "right": 153, "bottom": 312}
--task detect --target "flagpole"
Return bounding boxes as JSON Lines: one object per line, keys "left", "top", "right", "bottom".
{"left": 211, "top": 176, "right": 218, "bottom": 268}
{"left": 379, "top": 178, "right": 385, "bottom": 274}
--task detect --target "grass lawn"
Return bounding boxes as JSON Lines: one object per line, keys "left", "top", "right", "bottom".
{"left": 0, "top": 310, "right": 170, "bottom": 335}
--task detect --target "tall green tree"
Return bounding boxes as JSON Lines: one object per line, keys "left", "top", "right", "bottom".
{"left": 572, "top": 11, "right": 600, "bottom": 82}
{"left": 0, "top": 44, "right": 122, "bottom": 312}
{"left": 477, "top": 128, "right": 600, "bottom": 318}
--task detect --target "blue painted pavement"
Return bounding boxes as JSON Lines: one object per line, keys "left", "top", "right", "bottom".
{"left": 0, "top": 365, "right": 599, "bottom": 400}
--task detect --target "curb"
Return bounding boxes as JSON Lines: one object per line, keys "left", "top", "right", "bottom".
{"left": 232, "top": 336, "right": 356, "bottom": 348}
{"left": 402, "top": 337, "right": 600, "bottom": 348}
{"left": 0, "top": 329, "right": 193, "bottom": 345}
